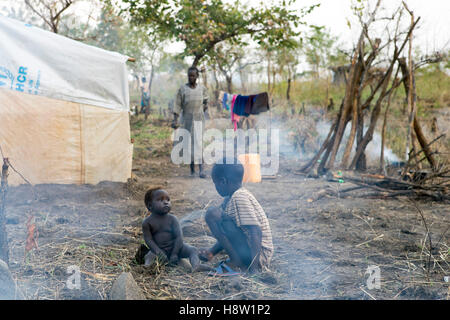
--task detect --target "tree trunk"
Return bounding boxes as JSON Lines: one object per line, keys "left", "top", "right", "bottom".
{"left": 148, "top": 65, "right": 155, "bottom": 99}
{"left": 380, "top": 90, "right": 393, "bottom": 172}
{"left": 350, "top": 64, "right": 394, "bottom": 169}
{"left": 193, "top": 56, "right": 200, "bottom": 67}
{"left": 213, "top": 67, "right": 220, "bottom": 110}
{"left": 267, "top": 56, "right": 271, "bottom": 94}
{"left": 201, "top": 65, "right": 208, "bottom": 89}
{"left": 238, "top": 60, "right": 247, "bottom": 94}
{"left": 355, "top": 98, "right": 366, "bottom": 171}
{"left": 286, "top": 77, "right": 291, "bottom": 102}
{"left": 226, "top": 75, "right": 233, "bottom": 93}
{"left": 398, "top": 58, "right": 436, "bottom": 169}
{"left": 300, "top": 119, "right": 338, "bottom": 173}
{"left": 271, "top": 69, "right": 276, "bottom": 97}
{"left": 413, "top": 115, "right": 436, "bottom": 169}
{"left": 404, "top": 5, "right": 416, "bottom": 160}
{"left": 341, "top": 40, "right": 381, "bottom": 169}
{"left": 341, "top": 91, "right": 359, "bottom": 168}
{"left": 326, "top": 43, "right": 361, "bottom": 170}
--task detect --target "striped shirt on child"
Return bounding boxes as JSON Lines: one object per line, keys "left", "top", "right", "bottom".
{"left": 222, "top": 188, "right": 273, "bottom": 268}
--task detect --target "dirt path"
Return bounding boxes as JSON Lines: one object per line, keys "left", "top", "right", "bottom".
{"left": 156, "top": 159, "right": 449, "bottom": 300}
{"left": 4, "top": 116, "right": 449, "bottom": 300}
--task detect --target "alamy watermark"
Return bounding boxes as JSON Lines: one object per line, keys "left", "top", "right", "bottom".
{"left": 66, "top": 265, "right": 81, "bottom": 290}
{"left": 171, "top": 121, "right": 280, "bottom": 175}
{"left": 365, "top": 265, "right": 381, "bottom": 289}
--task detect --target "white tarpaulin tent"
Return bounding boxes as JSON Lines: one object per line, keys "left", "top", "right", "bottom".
{"left": 0, "top": 16, "right": 133, "bottom": 186}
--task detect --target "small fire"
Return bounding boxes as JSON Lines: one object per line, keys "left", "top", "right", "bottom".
{"left": 25, "top": 214, "right": 39, "bottom": 254}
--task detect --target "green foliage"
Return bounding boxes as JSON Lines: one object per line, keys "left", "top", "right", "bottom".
{"left": 131, "top": 115, "right": 173, "bottom": 158}
{"left": 271, "top": 77, "right": 345, "bottom": 108}
{"left": 119, "top": 0, "right": 317, "bottom": 65}
{"left": 415, "top": 64, "right": 450, "bottom": 110}
{"left": 303, "top": 27, "right": 347, "bottom": 77}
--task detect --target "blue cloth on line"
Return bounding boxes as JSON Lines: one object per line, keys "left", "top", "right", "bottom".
{"left": 233, "top": 95, "right": 250, "bottom": 116}
{"left": 222, "top": 92, "right": 229, "bottom": 110}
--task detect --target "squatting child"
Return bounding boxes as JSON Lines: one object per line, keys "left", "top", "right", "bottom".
{"left": 199, "top": 159, "right": 273, "bottom": 273}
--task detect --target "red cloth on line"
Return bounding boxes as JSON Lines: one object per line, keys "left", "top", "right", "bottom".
{"left": 231, "top": 94, "right": 240, "bottom": 131}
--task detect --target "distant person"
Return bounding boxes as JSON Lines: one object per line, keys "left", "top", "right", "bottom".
{"left": 140, "top": 188, "right": 211, "bottom": 272}
{"left": 431, "top": 116, "right": 438, "bottom": 134}
{"left": 172, "top": 66, "right": 209, "bottom": 178}
{"left": 199, "top": 159, "right": 273, "bottom": 274}
{"left": 168, "top": 99, "right": 174, "bottom": 114}
{"left": 327, "top": 98, "right": 334, "bottom": 112}
{"left": 140, "top": 76, "right": 150, "bottom": 119}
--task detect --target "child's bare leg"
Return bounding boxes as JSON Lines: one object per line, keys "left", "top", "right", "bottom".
{"left": 205, "top": 206, "right": 250, "bottom": 269}
{"left": 179, "top": 244, "right": 213, "bottom": 272}
{"left": 144, "top": 250, "right": 157, "bottom": 266}
{"left": 220, "top": 218, "right": 252, "bottom": 269}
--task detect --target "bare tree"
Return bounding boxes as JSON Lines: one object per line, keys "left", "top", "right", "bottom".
{"left": 300, "top": 1, "right": 426, "bottom": 174}
{"left": 25, "top": 0, "right": 75, "bottom": 34}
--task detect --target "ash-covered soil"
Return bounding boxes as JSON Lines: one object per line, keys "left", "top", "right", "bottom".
{"left": 4, "top": 115, "right": 449, "bottom": 300}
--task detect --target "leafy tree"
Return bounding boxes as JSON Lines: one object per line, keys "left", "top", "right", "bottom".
{"left": 275, "top": 41, "right": 301, "bottom": 102}
{"left": 303, "top": 27, "right": 346, "bottom": 78}
{"left": 207, "top": 41, "right": 246, "bottom": 93}
{"left": 117, "top": 0, "right": 317, "bottom": 66}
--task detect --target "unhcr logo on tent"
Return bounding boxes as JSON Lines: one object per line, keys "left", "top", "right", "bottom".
{"left": 0, "top": 65, "right": 41, "bottom": 95}
{"left": 0, "top": 66, "right": 14, "bottom": 89}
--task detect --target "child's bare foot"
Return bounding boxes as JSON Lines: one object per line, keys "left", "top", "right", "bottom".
{"left": 198, "top": 249, "right": 213, "bottom": 262}
{"left": 192, "top": 263, "right": 214, "bottom": 272}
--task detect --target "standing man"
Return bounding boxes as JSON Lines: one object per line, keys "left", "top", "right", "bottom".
{"left": 172, "top": 66, "right": 209, "bottom": 178}
{"left": 140, "top": 76, "right": 150, "bottom": 119}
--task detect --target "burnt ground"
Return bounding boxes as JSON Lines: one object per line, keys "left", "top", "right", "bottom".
{"left": 4, "top": 115, "right": 450, "bottom": 300}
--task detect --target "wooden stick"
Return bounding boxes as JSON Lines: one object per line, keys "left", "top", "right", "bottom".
{"left": 0, "top": 158, "right": 10, "bottom": 264}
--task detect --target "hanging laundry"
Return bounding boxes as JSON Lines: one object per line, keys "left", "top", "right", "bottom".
{"left": 222, "top": 92, "right": 228, "bottom": 110}
{"left": 230, "top": 94, "right": 240, "bottom": 131}
{"left": 218, "top": 91, "right": 270, "bottom": 131}
{"left": 219, "top": 90, "right": 232, "bottom": 111}
{"left": 224, "top": 92, "right": 233, "bottom": 110}
{"left": 244, "top": 94, "right": 257, "bottom": 115}
{"left": 233, "top": 95, "right": 250, "bottom": 116}
{"left": 250, "top": 92, "right": 270, "bottom": 114}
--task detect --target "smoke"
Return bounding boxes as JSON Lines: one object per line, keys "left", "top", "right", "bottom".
{"left": 315, "top": 119, "right": 400, "bottom": 164}
{"left": 248, "top": 111, "right": 400, "bottom": 166}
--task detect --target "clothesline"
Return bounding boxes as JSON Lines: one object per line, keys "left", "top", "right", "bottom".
{"left": 218, "top": 91, "right": 270, "bottom": 131}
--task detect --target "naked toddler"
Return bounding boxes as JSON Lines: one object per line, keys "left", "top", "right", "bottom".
{"left": 141, "top": 187, "right": 210, "bottom": 272}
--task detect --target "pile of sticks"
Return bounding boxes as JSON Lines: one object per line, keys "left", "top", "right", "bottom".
{"left": 340, "top": 169, "right": 450, "bottom": 202}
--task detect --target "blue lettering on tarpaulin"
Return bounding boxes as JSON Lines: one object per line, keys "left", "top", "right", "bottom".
{"left": 0, "top": 66, "right": 14, "bottom": 89}
{"left": 0, "top": 65, "right": 41, "bottom": 95}
{"left": 0, "top": 73, "right": 6, "bottom": 87}
{"left": 28, "top": 79, "right": 34, "bottom": 94}
{"left": 15, "top": 66, "right": 27, "bottom": 92}
{"left": 34, "top": 70, "right": 41, "bottom": 95}
{"left": 19, "top": 66, "right": 28, "bottom": 75}
{"left": 15, "top": 82, "right": 24, "bottom": 92}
